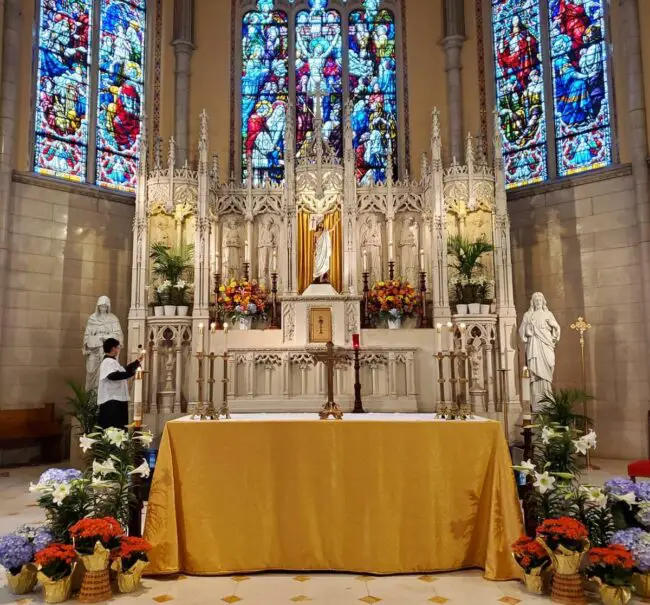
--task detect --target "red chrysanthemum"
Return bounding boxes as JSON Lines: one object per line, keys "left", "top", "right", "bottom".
{"left": 69, "top": 517, "right": 124, "bottom": 544}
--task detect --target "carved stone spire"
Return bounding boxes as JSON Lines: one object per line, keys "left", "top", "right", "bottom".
{"left": 138, "top": 111, "right": 148, "bottom": 176}
{"left": 168, "top": 136, "right": 176, "bottom": 173}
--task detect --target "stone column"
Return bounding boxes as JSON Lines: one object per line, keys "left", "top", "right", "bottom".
{"left": 442, "top": 0, "right": 465, "bottom": 162}
{"left": 172, "top": 0, "right": 195, "bottom": 166}
{"left": 0, "top": 0, "right": 19, "bottom": 355}
{"left": 621, "top": 0, "right": 650, "bottom": 365}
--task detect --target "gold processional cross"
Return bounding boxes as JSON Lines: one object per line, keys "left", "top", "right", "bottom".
{"left": 312, "top": 341, "right": 347, "bottom": 420}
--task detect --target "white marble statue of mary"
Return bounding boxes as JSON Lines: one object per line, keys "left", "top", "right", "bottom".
{"left": 312, "top": 215, "right": 332, "bottom": 284}
{"left": 83, "top": 296, "right": 124, "bottom": 392}
{"left": 518, "top": 292, "right": 561, "bottom": 410}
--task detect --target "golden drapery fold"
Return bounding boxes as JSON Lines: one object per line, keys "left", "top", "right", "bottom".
{"left": 143, "top": 419, "right": 523, "bottom": 580}
{"left": 298, "top": 210, "right": 342, "bottom": 293}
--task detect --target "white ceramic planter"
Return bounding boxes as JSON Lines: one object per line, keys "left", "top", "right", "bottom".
{"left": 164, "top": 305, "right": 177, "bottom": 317}
{"left": 456, "top": 304, "right": 468, "bottom": 315}
{"left": 480, "top": 304, "right": 491, "bottom": 314}
{"left": 153, "top": 306, "right": 164, "bottom": 317}
{"left": 468, "top": 303, "right": 481, "bottom": 314}
{"left": 177, "top": 306, "right": 189, "bottom": 317}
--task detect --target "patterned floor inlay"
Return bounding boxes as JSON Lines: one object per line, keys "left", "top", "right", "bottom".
{"left": 428, "top": 598, "right": 449, "bottom": 604}
{"left": 292, "top": 575, "right": 311, "bottom": 582}
{"left": 290, "top": 596, "right": 312, "bottom": 602}
{"left": 498, "top": 598, "right": 521, "bottom": 605}
{"left": 417, "top": 575, "right": 437, "bottom": 583}
{"left": 232, "top": 576, "right": 251, "bottom": 582}
{"left": 359, "top": 597, "right": 382, "bottom": 604}
{"left": 355, "top": 575, "right": 375, "bottom": 581}
{"left": 152, "top": 596, "right": 175, "bottom": 603}
{"left": 221, "top": 596, "right": 243, "bottom": 604}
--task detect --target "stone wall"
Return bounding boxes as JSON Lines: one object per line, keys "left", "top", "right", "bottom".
{"left": 508, "top": 166, "right": 649, "bottom": 459}
{"left": 0, "top": 174, "right": 134, "bottom": 410}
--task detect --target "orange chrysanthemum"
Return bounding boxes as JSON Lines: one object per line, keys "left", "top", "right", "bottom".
{"left": 35, "top": 543, "right": 76, "bottom": 567}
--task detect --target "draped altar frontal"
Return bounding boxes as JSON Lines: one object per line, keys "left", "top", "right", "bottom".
{"left": 143, "top": 414, "right": 523, "bottom": 580}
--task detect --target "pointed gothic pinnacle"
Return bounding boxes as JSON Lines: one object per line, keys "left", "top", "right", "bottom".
{"left": 465, "top": 132, "right": 474, "bottom": 165}
{"left": 493, "top": 108, "right": 503, "bottom": 158}
{"left": 200, "top": 108, "right": 208, "bottom": 142}
{"left": 432, "top": 108, "right": 441, "bottom": 139}
{"left": 168, "top": 136, "right": 176, "bottom": 168}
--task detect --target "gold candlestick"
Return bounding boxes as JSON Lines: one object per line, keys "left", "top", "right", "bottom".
{"left": 570, "top": 316, "right": 597, "bottom": 469}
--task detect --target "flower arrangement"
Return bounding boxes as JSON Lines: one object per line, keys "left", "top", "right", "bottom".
{"left": 612, "top": 528, "right": 650, "bottom": 573}
{"left": 155, "top": 280, "right": 172, "bottom": 305}
{"left": 217, "top": 278, "right": 268, "bottom": 323}
{"left": 34, "top": 544, "right": 76, "bottom": 581}
{"left": 586, "top": 545, "right": 635, "bottom": 587}
{"left": 512, "top": 536, "right": 550, "bottom": 572}
{"left": 447, "top": 234, "right": 495, "bottom": 305}
{"left": 15, "top": 524, "right": 54, "bottom": 552}
{"left": 0, "top": 534, "right": 35, "bottom": 574}
{"left": 172, "top": 279, "right": 193, "bottom": 305}
{"left": 112, "top": 536, "right": 152, "bottom": 570}
{"left": 537, "top": 517, "right": 589, "bottom": 552}
{"left": 367, "top": 279, "right": 418, "bottom": 320}
{"left": 69, "top": 517, "right": 123, "bottom": 555}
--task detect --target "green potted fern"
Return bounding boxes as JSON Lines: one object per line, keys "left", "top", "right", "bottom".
{"left": 150, "top": 243, "right": 194, "bottom": 317}
{"left": 447, "top": 234, "right": 494, "bottom": 314}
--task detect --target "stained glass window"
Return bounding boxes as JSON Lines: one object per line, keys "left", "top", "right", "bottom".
{"left": 33, "top": 0, "right": 146, "bottom": 192}
{"left": 95, "top": 0, "right": 146, "bottom": 191}
{"left": 491, "top": 0, "right": 613, "bottom": 188}
{"left": 241, "top": 0, "right": 289, "bottom": 185}
{"left": 349, "top": 6, "right": 397, "bottom": 184}
{"left": 295, "top": 0, "right": 343, "bottom": 158}
{"left": 491, "top": 0, "right": 548, "bottom": 188}
{"left": 548, "top": 0, "right": 612, "bottom": 176}
{"left": 34, "top": 0, "right": 93, "bottom": 182}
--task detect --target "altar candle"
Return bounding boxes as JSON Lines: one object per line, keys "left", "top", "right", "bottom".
{"left": 272, "top": 248, "right": 277, "bottom": 273}
{"left": 435, "top": 323, "right": 442, "bottom": 352}
{"left": 363, "top": 250, "right": 368, "bottom": 272}
{"left": 446, "top": 321, "right": 453, "bottom": 351}
{"left": 522, "top": 366, "right": 531, "bottom": 402}
{"left": 216, "top": 251, "right": 220, "bottom": 273}
{"left": 352, "top": 333, "right": 360, "bottom": 350}
{"left": 198, "top": 323, "right": 204, "bottom": 354}
{"left": 388, "top": 241, "right": 394, "bottom": 261}
{"left": 245, "top": 240, "right": 250, "bottom": 263}
{"left": 459, "top": 323, "right": 467, "bottom": 352}
{"left": 224, "top": 322, "right": 229, "bottom": 352}
{"left": 420, "top": 249, "right": 425, "bottom": 271}
{"left": 133, "top": 367, "right": 143, "bottom": 428}
{"left": 210, "top": 322, "right": 217, "bottom": 333}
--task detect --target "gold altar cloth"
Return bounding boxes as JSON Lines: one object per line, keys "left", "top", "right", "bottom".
{"left": 144, "top": 416, "right": 523, "bottom": 580}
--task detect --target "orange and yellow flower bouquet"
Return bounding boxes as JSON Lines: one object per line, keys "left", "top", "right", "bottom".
{"left": 367, "top": 279, "right": 418, "bottom": 321}
{"left": 217, "top": 279, "right": 269, "bottom": 322}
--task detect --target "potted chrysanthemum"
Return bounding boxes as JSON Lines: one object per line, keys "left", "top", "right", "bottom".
{"left": 111, "top": 536, "right": 152, "bottom": 593}
{"left": 511, "top": 535, "right": 550, "bottom": 594}
{"left": 367, "top": 279, "right": 417, "bottom": 329}
{"left": 35, "top": 543, "right": 77, "bottom": 603}
{"left": 587, "top": 544, "right": 635, "bottom": 605}
{"left": 69, "top": 516, "right": 123, "bottom": 602}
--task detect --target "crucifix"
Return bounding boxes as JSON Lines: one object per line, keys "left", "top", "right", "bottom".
{"left": 312, "top": 341, "right": 348, "bottom": 420}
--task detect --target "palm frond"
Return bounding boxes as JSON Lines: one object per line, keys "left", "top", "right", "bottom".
{"left": 538, "top": 388, "right": 592, "bottom": 429}
{"left": 65, "top": 380, "right": 98, "bottom": 435}
{"left": 447, "top": 234, "right": 495, "bottom": 278}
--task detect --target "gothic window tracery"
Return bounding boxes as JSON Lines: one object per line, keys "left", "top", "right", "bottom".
{"left": 33, "top": 0, "right": 147, "bottom": 193}
{"left": 491, "top": 0, "right": 613, "bottom": 189}
{"left": 239, "top": 0, "right": 402, "bottom": 186}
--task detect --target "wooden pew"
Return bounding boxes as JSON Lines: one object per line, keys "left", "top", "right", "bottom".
{"left": 0, "top": 403, "right": 65, "bottom": 464}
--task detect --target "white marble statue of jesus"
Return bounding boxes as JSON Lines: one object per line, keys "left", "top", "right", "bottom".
{"left": 312, "top": 215, "right": 337, "bottom": 284}
{"left": 519, "top": 292, "right": 561, "bottom": 411}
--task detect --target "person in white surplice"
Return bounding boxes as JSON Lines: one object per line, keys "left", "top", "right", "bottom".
{"left": 518, "top": 292, "right": 561, "bottom": 411}
{"left": 312, "top": 215, "right": 337, "bottom": 284}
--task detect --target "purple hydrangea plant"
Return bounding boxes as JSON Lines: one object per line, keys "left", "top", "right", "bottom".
{"left": 37, "top": 468, "right": 82, "bottom": 485}
{"left": 604, "top": 477, "right": 637, "bottom": 497}
{"left": 612, "top": 528, "right": 650, "bottom": 572}
{"left": 15, "top": 524, "right": 54, "bottom": 551}
{"left": 0, "top": 534, "right": 35, "bottom": 573}
{"left": 636, "top": 482, "right": 650, "bottom": 502}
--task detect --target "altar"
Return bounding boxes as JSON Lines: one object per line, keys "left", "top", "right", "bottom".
{"left": 143, "top": 414, "right": 523, "bottom": 579}
{"left": 126, "top": 101, "right": 521, "bottom": 440}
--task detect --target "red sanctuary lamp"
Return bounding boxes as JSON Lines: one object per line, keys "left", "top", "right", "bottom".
{"left": 352, "top": 333, "right": 360, "bottom": 350}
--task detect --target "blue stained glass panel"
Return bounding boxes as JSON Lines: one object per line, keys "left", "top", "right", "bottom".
{"left": 34, "top": 0, "right": 93, "bottom": 182}
{"left": 349, "top": 8, "right": 397, "bottom": 185}
{"left": 549, "top": 0, "right": 612, "bottom": 176}
{"left": 241, "top": 2, "right": 289, "bottom": 184}
{"left": 491, "top": 0, "right": 548, "bottom": 188}
{"left": 295, "top": 5, "right": 342, "bottom": 157}
{"left": 95, "top": 0, "right": 145, "bottom": 192}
